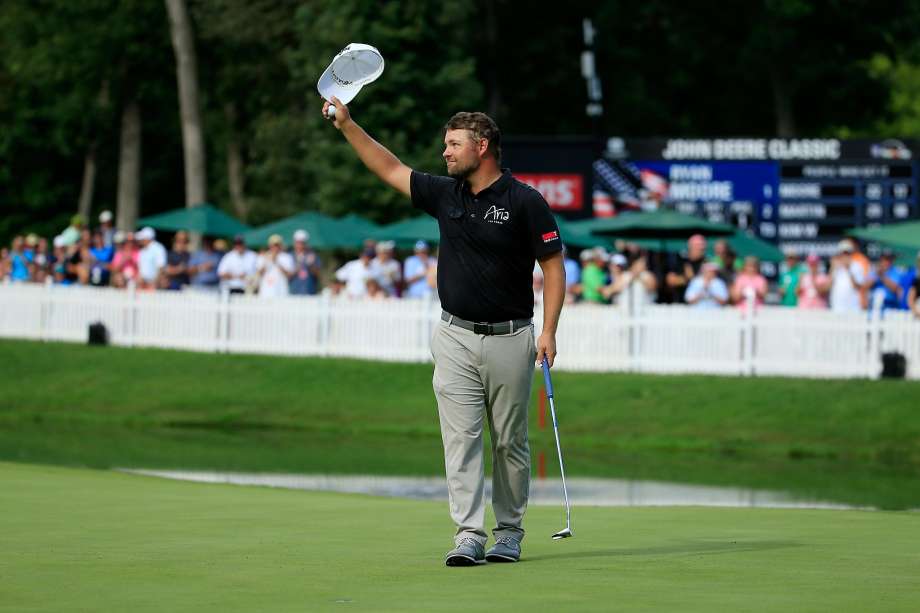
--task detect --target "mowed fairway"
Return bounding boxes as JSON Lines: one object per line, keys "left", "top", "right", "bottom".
{"left": 2, "top": 462, "right": 918, "bottom": 612}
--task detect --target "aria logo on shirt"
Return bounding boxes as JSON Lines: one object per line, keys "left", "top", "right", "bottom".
{"left": 484, "top": 205, "right": 510, "bottom": 224}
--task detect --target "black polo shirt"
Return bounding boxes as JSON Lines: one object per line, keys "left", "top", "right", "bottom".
{"left": 410, "top": 169, "right": 561, "bottom": 322}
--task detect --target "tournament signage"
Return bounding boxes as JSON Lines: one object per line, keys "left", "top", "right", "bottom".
{"left": 506, "top": 137, "right": 919, "bottom": 256}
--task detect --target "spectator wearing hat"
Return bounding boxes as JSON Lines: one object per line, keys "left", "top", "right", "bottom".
{"left": 685, "top": 262, "right": 729, "bottom": 309}
{"left": 829, "top": 240, "right": 866, "bottom": 314}
{"left": 163, "top": 231, "right": 192, "bottom": 290}
{"left": 289, "top": 229, "right": 322, "bottom": 296}
{"left": 59, "top": 214, "right": 85, "bottom": 247}
{"left": 371, "top": 240, "right": 401, "bottom": 297}
{"left": 600, "top": 253, "right": 628, "bottom": 304}
{"left": 136, "top": 227, "right": 167, "bottom": 290}
{"left": 188, "top": 237, "right": 222, "bottom": 291}
{"left": 731, "top": 256, "right": 768, "bottom": 309}
{"left": 111, "top": 232, "right": 140, "bottom": 288}
{"left": 335, "top": 247, "right": 377, "bottom": 298}
{"left": 8, "top": 236, "right": 32, "bottom": 282}
{"left": 580, "top": 247, "right": 609, "bottom": 304}
{"left": 404, "top": 240, "right": 435, "bottom": 298}
{"left": 867, "top": 251, "right": 905, "bottom": 311}
{"left": 256, "top": 234, "right": 295, "bottom": 298}
{"left": 217, "top": 235, "right": 258, "bottom": 295}
{"left": 712, "top": 239, "right": 741, "bottom": 286}
{"left": 604, "top": 251, "right": 657, "bottom": 306}
{"left": 666, "top": 234, "right": 707, "bottom": 304}
{"left": 98, "top": 210, "right": 115, "bottom": 247}
{"left": 796, "top": 254, "right": 830, "bottom": 309}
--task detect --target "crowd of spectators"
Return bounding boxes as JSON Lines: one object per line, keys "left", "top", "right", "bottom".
{"left": 2, "top": 214, "right": 919, "bottom": 317}
{"left": 550, "top": 235, "right": 920, "bottom": 317}
{"left": 0, "top": 212, "right": 438, "bottom": 301}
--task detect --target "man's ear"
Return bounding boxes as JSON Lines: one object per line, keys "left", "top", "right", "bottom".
{"left": 479, "top": 138, "right": 489, "bottom": 158}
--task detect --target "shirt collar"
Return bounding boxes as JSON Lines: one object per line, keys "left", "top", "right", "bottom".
{"left": 463, "top": 169, "right": 513, "bottom": 196}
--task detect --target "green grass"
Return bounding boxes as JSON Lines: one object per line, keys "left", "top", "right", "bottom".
{"left": 2, "top": 339, "right": 920, "bottom": 508}
{"left": 1, "top": 462, "right": 918, "bottom": 612}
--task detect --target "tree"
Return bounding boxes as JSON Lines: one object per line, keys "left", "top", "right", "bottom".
{"left": 165, "top": 0, "right": 207, "bottom": 208}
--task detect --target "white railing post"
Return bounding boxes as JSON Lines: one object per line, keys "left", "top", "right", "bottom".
{"left": 742, "top": 287, "right": 755, "bottom": 376}
{"left": 319, "top": 291, "right": 332, "bottom": 357}
{"left": 867, "top": 291, "right": 884, "bottom": 379}
{"left": 628, "top": 282, "right": 641, "bottom": 372}
{"left": 126, "top": 281, "right": 137, "bottom": 347}
{"left": 218, "top": 289, "right": 230, "bottom": 353}
{"left": 40, "top": 277, "right": 53, "bottom": 342}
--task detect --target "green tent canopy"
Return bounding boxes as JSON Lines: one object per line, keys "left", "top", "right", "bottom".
{"left": 243, "top": 212, "right": 367, "bottom": 249}
{"left": 372, "top": 215, "right": 440, "bottom": 247}
{"left": 847, "top": 221, "right": 920, "bottom": 251}
{"left": 136, "top": 203, "right": 250, "bottom": 236}
{"left": 576, "top": 209, "right": 735, "bottom": 240}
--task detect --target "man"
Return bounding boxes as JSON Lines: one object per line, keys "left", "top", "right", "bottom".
{"left": 685, "top": 262, "right": 729, "bottom": 308}
{"left": 866, "top": 251, "right": 904, "bottom": 311}
{"left": 289, "top": 229, "right": 322, "bottom": 296}
{"left": 335, "top": 247, "right": 376, "bottom": 298}
{"left": 256, "top": 234, "right": 295, "bottom": 298}
{"left": 580, "top": 247, "right": 609, "bottom": 303}
{"left": 778, "top": 252, "right": 802, "bottom": 307}
{"left": 164, "top": 231, "right": 192, "bottom": 290}
{"left": 136, "top": 227, "right": 167, "bottom": 290}
{"left": 371, "top": 240, "right": 401, "bottom": 296}
{"left": 665, "top": 234, "right": 707, "bottom": 303}
{"left": 188, "top": 237, "right": 222, "bottom": 292}
{"left": 403, "top": 240, "right": 435, "bottom": 299}
{"left": 98, "top": 210, "right": 116, "bottom": 247}
{"left": 217, "top": 235, "right": 258, "bottom": 295}
{"left": 324, "top": 97, "right": 565, "bottom": 566}
{"left": 829, "top": 240, "right": 865, "bottom": 314}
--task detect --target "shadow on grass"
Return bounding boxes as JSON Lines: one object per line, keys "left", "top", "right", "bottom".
{"left": 525, "top": 539, "right": 802, "bottom": 563}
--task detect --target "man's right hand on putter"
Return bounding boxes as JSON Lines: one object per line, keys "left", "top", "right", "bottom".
{"left": 323, "top": 96, "right": 351, "bottom": 130}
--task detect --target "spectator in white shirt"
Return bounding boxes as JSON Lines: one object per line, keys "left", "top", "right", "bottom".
{"left": 336, "top": 247, "right": 377, "bottom": 298}
{"left": 136, "top": 226, "right": 167, "bottom": 290}
{"left": 257, "top": 234, "right": 295, "bottom": 298}
{"left": 829, "top": 240, "right": 865, "bottom": 314}
{"left": 685, "top": 262, "right": 729, "bottom": 309}
{"left": 403, "top": 240, "right": 435, "bottom": 298}
{"left": 217, "top": 235, "right": 258, "bottom": 294}
{"left": 371, "top": 240, "right": 401, "bottom": 297}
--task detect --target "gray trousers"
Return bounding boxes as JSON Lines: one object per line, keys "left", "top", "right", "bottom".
{"left": 430, "top": 319, "right": 536, "bottom": 545}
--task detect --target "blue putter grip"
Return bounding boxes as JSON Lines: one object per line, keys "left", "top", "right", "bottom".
{"left": 541, "top": 357, "right": 554, "bottom": 399}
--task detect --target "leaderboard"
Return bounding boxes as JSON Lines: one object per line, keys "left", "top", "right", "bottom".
{"left": 612, "top": 138, "right": 919, "bottom": 256}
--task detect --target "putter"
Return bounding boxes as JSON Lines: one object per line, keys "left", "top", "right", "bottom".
{"left": 541, "top": 357, "right": 573, "bottom": 540}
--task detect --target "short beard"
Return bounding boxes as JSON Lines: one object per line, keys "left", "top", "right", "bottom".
{"left": 447, "top": 158, "right": 479, "bottom": 179}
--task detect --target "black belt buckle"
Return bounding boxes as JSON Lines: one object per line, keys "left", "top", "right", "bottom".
{"left": 473, "top": 322, "right": 492, "bottom": 335}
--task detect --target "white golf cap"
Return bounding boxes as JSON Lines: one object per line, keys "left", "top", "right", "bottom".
{"left": 317, "top": 43, "right": 385, "bottom": 105}
{"left": 611, "top": 253, "right": 627, "bottom": 266}
{"left": 99, "top": 210, "right": 113, "bottom": 223}
{"left": 53, "top": 235, "right": 66, "bottom": 248}
{"left": 136, "top": 227, "right": 155, "bottom": 241}
{"left": 377, "top": 240, "right": 395, "bottom": 252}
{"left": 414, "top": 240, "right": 429, "bottom": 251}
{"left": 293, "top": 229, "right": 310, "bottom": 242}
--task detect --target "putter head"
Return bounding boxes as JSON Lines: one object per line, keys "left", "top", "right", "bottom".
{"left": 552, "top": 527, "right": 573, "bottom": 540}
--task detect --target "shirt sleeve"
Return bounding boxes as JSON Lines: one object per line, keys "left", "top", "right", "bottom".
{"left": 520, "top": 188, "right": 562, "bottom": 259}
{"left": 410, "top": 171, "right": 454, "bottom": 217}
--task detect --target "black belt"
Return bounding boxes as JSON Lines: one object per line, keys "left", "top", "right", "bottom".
{"left": 441, "top": 311, "right": 532, "bottom": 336}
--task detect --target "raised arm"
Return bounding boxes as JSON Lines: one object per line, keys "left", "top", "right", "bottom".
{"left": 323, "top": 96, "right": 411, "bottom": 196}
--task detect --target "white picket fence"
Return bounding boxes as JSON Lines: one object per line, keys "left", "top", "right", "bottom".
{"left": 1, "top": 282, "right": 919, "bottom": 379}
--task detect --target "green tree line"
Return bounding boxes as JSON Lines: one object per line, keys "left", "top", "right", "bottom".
{"left": 1, "top": 0, "right": 918, "bottom": 244}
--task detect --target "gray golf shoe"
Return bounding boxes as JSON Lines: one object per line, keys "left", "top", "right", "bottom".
{"left": 485, "top": 536, "right": 521, "bottom": 563}
{"left": 445, "top": 537, "right": 485, "bottom": 567}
